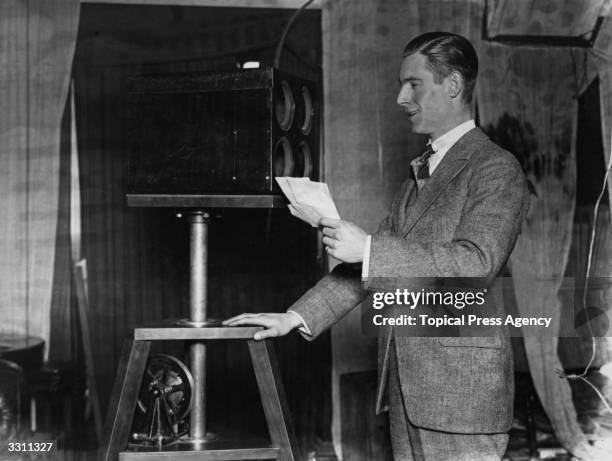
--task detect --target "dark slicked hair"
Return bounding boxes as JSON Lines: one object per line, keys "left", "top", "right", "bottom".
{"left": 403, "top": 32, "right": 478, "bottom": 103}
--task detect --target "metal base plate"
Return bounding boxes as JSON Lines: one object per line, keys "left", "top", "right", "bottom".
{"left": 122, "top": 432, "right": 280, "bottom": 460}
{"left": 175, "top": 318, "right": 222, "bottom": 328}
{"left": 168, "top": 432, "right": 219, "bottom": 446}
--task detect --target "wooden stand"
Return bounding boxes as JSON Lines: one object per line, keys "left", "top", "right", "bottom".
{"left": 100, "top": 209, "right": 301, "bottom": 461}
{"left": 99, "top": 324, "right": 300, "bottom": 461}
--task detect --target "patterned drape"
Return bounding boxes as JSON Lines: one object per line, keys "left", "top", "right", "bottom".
{"left": 0, "top": 0, "right": 80, "bottom": 350}
{"left": 477, "top": 43, "right": 595, "bottom": 457}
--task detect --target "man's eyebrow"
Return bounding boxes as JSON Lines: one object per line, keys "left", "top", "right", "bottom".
{"left": 399, "top": 77, "right": 422, "bottom": 84}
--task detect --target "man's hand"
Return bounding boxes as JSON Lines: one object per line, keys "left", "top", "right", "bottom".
{"left": 319, "top": 218, "right": 368, "bottom": 263}
{"left": 222, "top": 312, "right": 302, "bottom": 340}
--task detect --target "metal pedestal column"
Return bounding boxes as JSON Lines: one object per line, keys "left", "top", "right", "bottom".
{"left": 188, "top": 210, "right": 209, "bottom": 442}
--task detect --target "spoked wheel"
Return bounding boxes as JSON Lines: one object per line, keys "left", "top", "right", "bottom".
{"left": 130, "top": 354, "right": 194, "bottom": 447}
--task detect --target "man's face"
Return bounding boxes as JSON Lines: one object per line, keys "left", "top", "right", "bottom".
{"left": 396, "top": 53, "right": 453, "bottom": 140}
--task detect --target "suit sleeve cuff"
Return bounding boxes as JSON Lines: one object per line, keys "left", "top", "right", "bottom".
{"left": 287, "top": 310, "right": 312, "bottom": 336}
{"left": 361, "top": 235, "right": 372, "bottom": 280}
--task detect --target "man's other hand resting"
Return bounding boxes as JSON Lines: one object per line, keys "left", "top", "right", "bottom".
{"left": 222, "top": 312, "right": 304, "bottom": 340}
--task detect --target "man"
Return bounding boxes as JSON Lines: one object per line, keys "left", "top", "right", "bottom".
{"left": 225, "top": 32, "right": 529, "bottom": 460}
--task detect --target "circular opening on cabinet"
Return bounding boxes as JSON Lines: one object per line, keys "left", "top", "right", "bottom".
{"left": 274, "top": 137, "right": 294, "bottom": 177}
{"left": 299, "top": 86, "right": 314, "bottom": 135}
{"left": 296, "top": 141, "right": 313, "bottom": 178}
{"left": 275, "top": 80, "right": 295, "bottom": 131}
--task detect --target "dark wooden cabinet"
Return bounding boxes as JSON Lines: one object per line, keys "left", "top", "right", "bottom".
{"left": 128, "top": 68, "right": 320, "bottom": 196}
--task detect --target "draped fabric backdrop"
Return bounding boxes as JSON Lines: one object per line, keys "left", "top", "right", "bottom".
{"left": 477, "top": 43, "right": 591, "bottom": 457}
{"left": 477, "top": 10, "right": 612, "bottom": 458}
{"left": 0, "top": 0, "right": 80, "bottom": 351}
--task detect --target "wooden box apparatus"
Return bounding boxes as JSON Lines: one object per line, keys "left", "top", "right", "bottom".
{"left": 127, "top": 67, "right": 319, "bottom": 208}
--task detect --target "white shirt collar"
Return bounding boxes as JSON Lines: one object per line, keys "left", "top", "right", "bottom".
{"left": 410, "top": 120, "right": 476, "bottom": 186}
{"left": 430, "top": 119, "right": 476, "bottom": 156}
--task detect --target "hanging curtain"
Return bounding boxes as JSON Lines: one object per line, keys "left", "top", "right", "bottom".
{"left": 476, "top": 43, "right": 607, "bottom": 458}
{"left": 0, "top": 0, "right": 80, "bottom": 349}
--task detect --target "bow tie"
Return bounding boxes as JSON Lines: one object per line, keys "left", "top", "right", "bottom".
{"left": 416, "top": 145, "right": 435, "bottom": 180}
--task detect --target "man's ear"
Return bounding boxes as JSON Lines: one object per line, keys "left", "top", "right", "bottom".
{"left": 446, "top": 70, "right": 463, "bottom": 99}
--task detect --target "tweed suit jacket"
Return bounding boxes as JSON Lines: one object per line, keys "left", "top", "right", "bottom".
{"left": 289, "top": 127, "right": 530, "bottom": 434}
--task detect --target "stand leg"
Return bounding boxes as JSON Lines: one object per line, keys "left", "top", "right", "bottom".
{"left": 248, "top": 340, "right": 301, "bottom": 461}
{"left": 99, "top": 339, "right": 151, "bottom": 461}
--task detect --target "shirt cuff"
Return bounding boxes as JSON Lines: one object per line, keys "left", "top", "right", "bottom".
{"left": 287, "top": 310, "right": 312, "bottom": 336}
{"left": 361, "top": 235, "right": 372, "bottom": 280}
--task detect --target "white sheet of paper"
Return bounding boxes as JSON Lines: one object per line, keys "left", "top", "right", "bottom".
{"left": 293, "top": 203, "right": 322, "bottom": 227}
{"left": 288, "top": 204, "right": 317, "bottom": 227}
{"left": 276, "top": 177, "right": 341, "bottom": 226}
{"left": 288, "top": 204, "right": 316, "bottom": 227}
{"left": 286, "top": 179, "right": 340, "bottom": 220}
{"left": 275, "top": 177, "right": 297, "bottom": 203}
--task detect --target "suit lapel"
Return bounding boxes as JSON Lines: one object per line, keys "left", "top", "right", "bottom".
{"left": 400, "top": 128, "right": 481, "bottom": 238}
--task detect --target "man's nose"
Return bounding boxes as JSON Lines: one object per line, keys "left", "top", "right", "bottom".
{"left": 396, "top": 86, "right": 410, "bottom": 106}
